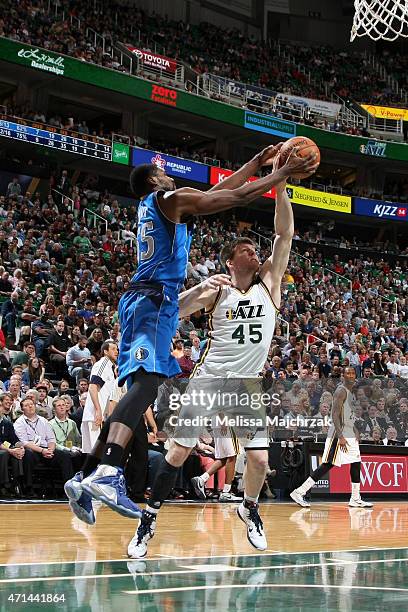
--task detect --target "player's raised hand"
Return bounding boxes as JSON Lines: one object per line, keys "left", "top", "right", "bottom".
{"left": 281, "top": 147, "right": 319, "bottom": 178}
{"left": 256, "top": 143, "right": 284, "bottom": 167}
{"left": 204, "top": 274, "right": 232, "bottom": 290}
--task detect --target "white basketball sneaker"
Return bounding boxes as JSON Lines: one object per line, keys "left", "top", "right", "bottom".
{"left": 237, "top": 501, "right": 267, "bottom": 550}
{"left": 290, "top": 489, "right": 311, "bottom": 508}
{"left": 128, "top": 510, "right": 157, "bottom": 558}
{"left": 349, "top": 498, "right": 373, "bottom": 508}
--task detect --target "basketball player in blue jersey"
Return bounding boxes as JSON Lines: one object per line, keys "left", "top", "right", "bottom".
{"left": 65, "top": 146, "right": 318, "bottom": 523}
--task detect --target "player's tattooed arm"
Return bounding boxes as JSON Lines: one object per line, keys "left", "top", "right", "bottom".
{"left": 208, "top": 144, "right": 283, "bottom": 193}
{"left": 332, "top": 386, "right": 346, "bottom": 439}
{"left": 178, "top": 274, "right": 231, "bottom": 317}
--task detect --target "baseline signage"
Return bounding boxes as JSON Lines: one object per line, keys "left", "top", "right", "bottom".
{"left": 132, "top": 147, "right": 209, "bottom": 182}
{"left": 354, "top": 197, "right": 408, "bottom": 221}
{"left": 210, "top": 167, "right": 276, "bottom": 199}
{"left": 330, "top": 455, "right": 408, "bottom": 494}
{"left": 286, "top": 185, "right": 352, "bottom": 214}
{"left": 126, "top": 46, "right": 177, "bottom": 74}
{"left": 244, "top": 111, "right": 296, "bottom": 138}
{"left": 361, "top": 104, "right": 408, "bottom": 122}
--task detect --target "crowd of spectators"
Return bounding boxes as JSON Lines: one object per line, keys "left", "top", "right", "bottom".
{"left": 1, "top": 0, "right": 406, "bottom": 118}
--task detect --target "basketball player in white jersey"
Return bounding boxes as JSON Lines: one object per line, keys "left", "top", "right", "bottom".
{"left": 127, "top": 167, "right": 297, "bottom": 557}
{"left": 290, "top": 366, "right": 373, "bottom": 508}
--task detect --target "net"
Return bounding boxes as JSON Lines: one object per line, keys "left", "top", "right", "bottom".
{"left": 351, "top": 0, "right": 408, "bottom": 41}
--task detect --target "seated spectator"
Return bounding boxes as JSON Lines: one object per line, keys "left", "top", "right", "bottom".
{"left": 14, "top": 397, "right": 74, "bottom": 497}
{"left": 177, "top": 345, "right": 195, "bottom": 378}
{"left": 383, "top": 425, "right": 401, "bottom": 446}
{"left": 71, "top": 378, "right": 89, "bottom": 410}
{"left": 172, "top": 339, "right": 184, "bottom": 359}
{"left": 0, "top": 398, "right": 24, "bottom": 497}
{"left": 49, "top": 397, "right": 82, "bottom": 456}
{"left": 369, "top": 426, "right": 385, "bottom": 445}
{"left": 31, "top": 308, "right": 55, "bottom": 358}
{"left": 36, "top": 384, "right": 53, "bottom": 420}
{"left": 57, "top": 379, "right": 71, "bottom": 396}
{"left": 22, "top": 358, "right": 45, "bottom": 389}
{"left": 1, "top": 291, "right": 20, "bottom": 343}
{"left": 87, "top": 328, "right": 104, "bottom": 360}
{"left": 11, "top": 341, "right": 36, "bottom": 368}
{"left": 191, "top": 336, "right": 202, "bottom": 362}
{"left": 179, "top": 316, "right": 195, "bottom": 340}
{"left": 66, "top": 336, "right": 92, "bottom": 384}
{"left": 48, "top": 320, "right": 71, "bottom": 378}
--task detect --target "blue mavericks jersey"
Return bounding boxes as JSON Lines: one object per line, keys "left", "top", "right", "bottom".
{"left": 132, "top": 191, "right": 193, "bottom": 293}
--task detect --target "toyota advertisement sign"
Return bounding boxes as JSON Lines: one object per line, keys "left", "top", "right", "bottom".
{"left": 126, "top": 46, "right": 177, "bottom": 73}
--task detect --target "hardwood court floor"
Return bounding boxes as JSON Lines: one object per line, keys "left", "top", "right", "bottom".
{"left": 1, "top": 501, "right": 408, "bottom": 610}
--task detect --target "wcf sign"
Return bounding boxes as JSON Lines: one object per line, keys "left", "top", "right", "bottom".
{"left": 330, "top": 455, "right": 408, "bottom": 493}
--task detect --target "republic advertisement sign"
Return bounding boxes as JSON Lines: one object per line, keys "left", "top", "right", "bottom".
{"left": 126, "top": 46, "right": 177, "bottom": 74}
{"left": 210, "top": 167, "right": 276, "bottom": 199}
{"left": 354, "top": 197, "right": 407, "bottom": 222}
{"left": 132, "top": 147, "right": 209, "bottom": 183}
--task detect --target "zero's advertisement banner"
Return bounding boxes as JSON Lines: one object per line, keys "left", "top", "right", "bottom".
{"left": 132, "top": 147, "right": 209, "bottom": 183}
{"left": 210, "top": 167, "right": 276, "bottom": 199}
{"left": 354, "top": 197, "right": 408, "bottom": 222}
{"left": 286, "top": 185, "right": 352, "bottom": 214}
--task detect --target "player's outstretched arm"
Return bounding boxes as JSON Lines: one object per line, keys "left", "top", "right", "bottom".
{"left": 178, "top": 274, "right": 231, "bottom": 317}
{"left": 259, "top": 177, "right": 293, "bottom": 308}
{"left": 160, "top": 150, "right": 318, "bottom": 221}
{"left": 208, "top": 144, "right": 283, "bottom": 193}
{"left": 332, "top": 386, "right": 349, "bottom": 450}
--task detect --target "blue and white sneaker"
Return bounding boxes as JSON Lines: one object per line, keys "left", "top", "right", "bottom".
{"left": 64, "top": 471, "right": 84, "bottom": 501}
{"left": 81, "top": 465, "right": 142, "bottom": 519}
{"left": 65, "top": 472, "right": 95, "bottom": 525}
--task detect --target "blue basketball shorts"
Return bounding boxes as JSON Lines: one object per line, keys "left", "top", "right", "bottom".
{"left": 117, "top": 282, "right": 181, "bottom": 385}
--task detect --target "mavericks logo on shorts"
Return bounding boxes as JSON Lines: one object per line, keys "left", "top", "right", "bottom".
{"left": 135, "top": 347, "right": 150, "bottom": 361}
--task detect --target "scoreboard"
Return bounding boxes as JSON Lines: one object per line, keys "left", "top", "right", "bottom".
{"left": 0, "top": 118, "right": 111, "bottom": 161}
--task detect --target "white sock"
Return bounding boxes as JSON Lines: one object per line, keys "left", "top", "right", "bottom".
{"left": 297, "top": 477, "right": 316, "bottom": 495}
{"left": 222, "top": 484, "right": 231, "bottom": 493}
{"left": 351, "top": 482, "right": 360, "bottom": 500}
{"left": 244, "top": 494, "right": 258, "bottom": 504}
{"left": 200, "top": 472, "right": 210, "bottom": 483}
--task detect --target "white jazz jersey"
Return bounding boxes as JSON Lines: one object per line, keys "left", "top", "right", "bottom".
{"left": 327, "top": 386, "right": 356, "bottom": 439}
{"left": 193, "top": 279, "right": 276, "bottom": 378}
{"left": 323, "top": 385, "right": 360, "bottom": 467}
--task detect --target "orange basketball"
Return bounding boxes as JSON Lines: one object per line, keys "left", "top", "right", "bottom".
{"left": 279, "top": 136, "right": 320, "bottom": 179}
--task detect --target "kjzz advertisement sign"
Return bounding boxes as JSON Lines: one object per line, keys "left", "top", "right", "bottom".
{"left": 210, "top": 167, "right": 276, "bottom": 199}
{"left": 132, "top": 147, "right": 209, "bottom": 183}
{"left": 126, "top": 46, "right": 177, "bottom": 74}
{"left": 330, "top": 455, "right": 408, "bottom": 494}
{"left": 354, "top": 197, "right": 407, "bottom": 222}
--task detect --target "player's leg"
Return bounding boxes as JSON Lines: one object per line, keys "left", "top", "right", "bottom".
{"left": 128, "top": 439, "right": 195, "bottom": 558}
{"left": 237, "top": 449, "right": 269, "bottom": 550}
{"left": 191, "top": 458, "right": 227, "bottom": 499}
{"left": 219, "top": 455, "right": 242, "bottom": 501}
{"left": 290, "top": 461, "right": 334, "bottom": 507}
{"left": 349, "top": 461, "right": 373, "bottom": 507}
{"left": 81, "top": 370, "right": 162, "bottom": 518}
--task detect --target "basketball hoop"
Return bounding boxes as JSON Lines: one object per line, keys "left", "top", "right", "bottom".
{"left": 351, "top": 0, "right": 408, "bottom": 41}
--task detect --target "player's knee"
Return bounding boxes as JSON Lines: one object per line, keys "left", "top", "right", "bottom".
{"left": 247, "top": 450, "right": 269, "bottom": 473}
{"left": 166, "top": 441, "right": 192, "bottom": 467}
